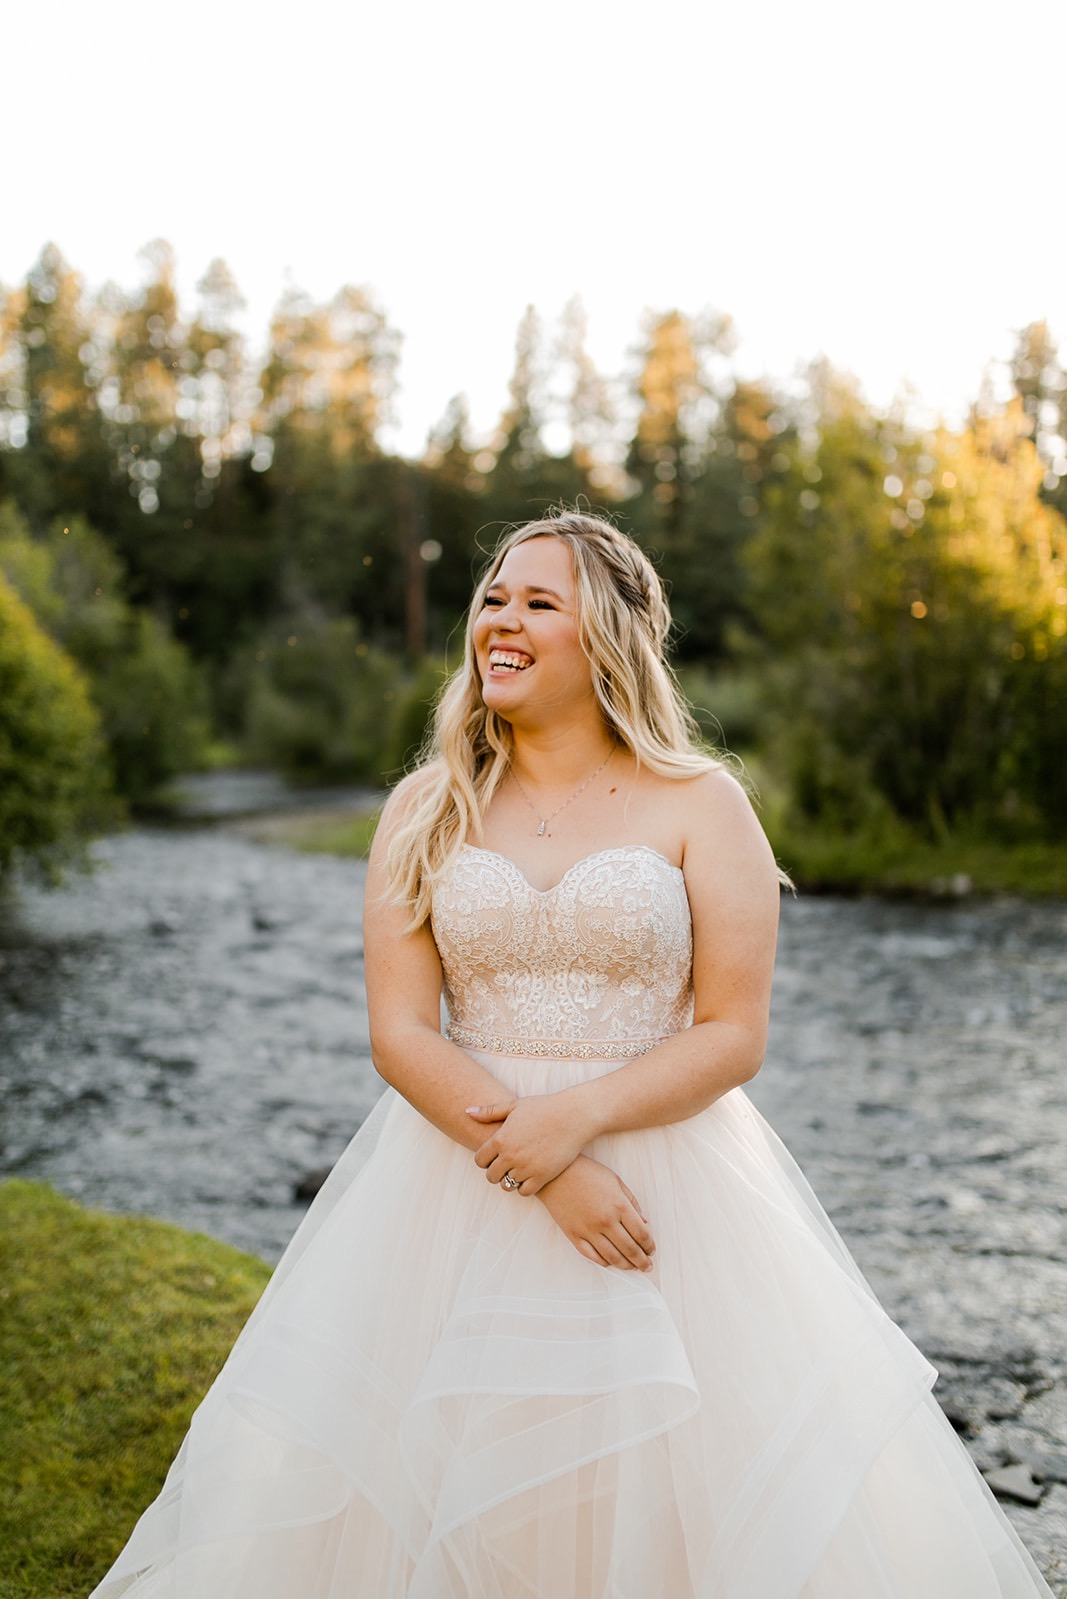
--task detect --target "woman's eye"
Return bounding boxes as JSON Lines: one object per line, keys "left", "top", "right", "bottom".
{"left": 484, "top": 596, "right": 504, "bottom": 607}
{"left": 528, "top": 599, "right": 553, "bottom": 610}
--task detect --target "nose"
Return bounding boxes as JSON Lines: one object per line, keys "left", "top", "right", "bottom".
{"left": 492, "top": 598, "right": 522, "bottom": 630}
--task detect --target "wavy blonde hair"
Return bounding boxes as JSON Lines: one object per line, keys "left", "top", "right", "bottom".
{"left": 383, "top": 512, "right": 729, "bottom": 927}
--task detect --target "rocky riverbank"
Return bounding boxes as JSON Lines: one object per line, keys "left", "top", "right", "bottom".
{"left": 1, "top": 821, "right": 1064, "bottom": 1577}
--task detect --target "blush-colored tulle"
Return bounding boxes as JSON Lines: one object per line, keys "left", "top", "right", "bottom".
{"left": 90, "top": 848, "right": 1055, "bottom": 1598}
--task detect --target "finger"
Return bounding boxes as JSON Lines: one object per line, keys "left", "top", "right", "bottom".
{"left": 620, "top": 1204, "right": 655, "bottom": 1256}
{"left": 473, "top": 1139, "right": 499, "bottom": 1171}
{"left": 464, "top": 1102, "right": 516, "bottom": 1121}
{"left": 618, "top": 1180, "right": 650, "bottom": 1225}
{"left": 609, "top": 1221, "right": 654, "bottom": 1272}
{"left": 485, "top": 1154, "right": 516, "bottom": 1184}
{"left": 575, "top": 1238, "right": 612, "bottom": 1269}
{"left": 516, "top": 1177, "right": 543, "bottom": 1197}
{"left": 593, "top": 1233, "right": 636, "bottom": 1271}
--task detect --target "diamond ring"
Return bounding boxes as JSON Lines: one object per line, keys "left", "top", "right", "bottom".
{"left": 501, "top": 1172, "right": 520, "bottom": 1191}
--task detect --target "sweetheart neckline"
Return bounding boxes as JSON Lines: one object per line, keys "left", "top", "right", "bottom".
{"left": 459, "top": 843, "right": 685, "bottom": 896}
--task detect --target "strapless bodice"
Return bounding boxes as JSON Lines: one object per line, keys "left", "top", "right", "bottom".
{"left": 430, "top": 844, "right": 693, "bottom": 1060}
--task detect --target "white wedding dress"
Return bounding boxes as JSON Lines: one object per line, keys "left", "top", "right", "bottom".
{"left": 91, "top": 845, "right": 1054, "bottom": 1597}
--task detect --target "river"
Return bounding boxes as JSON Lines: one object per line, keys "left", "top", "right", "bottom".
{"left": 1, "top": 809, "right": 1064, "bottom": 1575}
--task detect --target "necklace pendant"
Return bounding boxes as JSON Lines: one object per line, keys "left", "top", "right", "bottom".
{"left": 536, "top": 820, "right": 547, "bottom": 837}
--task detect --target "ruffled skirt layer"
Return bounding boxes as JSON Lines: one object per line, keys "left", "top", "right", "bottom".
{"left": 92, "top": 1056, "right": 1054, "bottom": 1598}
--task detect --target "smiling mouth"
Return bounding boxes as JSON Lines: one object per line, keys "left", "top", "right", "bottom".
{"left": 488, "top": 650, "right": 533, "bottom": 673}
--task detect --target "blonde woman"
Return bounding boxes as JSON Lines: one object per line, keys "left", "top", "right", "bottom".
{"left": 92, "top": 513, "right": 1054, "bottom": 1597}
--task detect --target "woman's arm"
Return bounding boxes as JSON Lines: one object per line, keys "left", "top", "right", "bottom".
{"left": 363, "top": 778, "right": 657, "bottom": 1270}
{"left": 470, "top": 770, "right": 782, "bottom": 1192}
{"left": 363, "top": 779, "right": 518, "bottom": 1152}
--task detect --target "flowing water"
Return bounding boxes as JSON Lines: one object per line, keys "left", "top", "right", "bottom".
{"left": 1, "top": 801, "right": 1064, "bottom": 1573}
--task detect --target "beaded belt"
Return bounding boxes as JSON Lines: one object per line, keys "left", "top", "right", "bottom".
{"left": 446, "top": 1023, "right": 663, "bottom": 1062}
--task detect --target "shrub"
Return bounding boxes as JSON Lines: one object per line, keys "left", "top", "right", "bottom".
{"left": 0, "top": 504, "right": 211, "bottom": 804}
{"left": 239, "top": 616, "right": 404, "bottom": 782}
{"left": 0, "top": 574, "right": 108, "bottom": 883}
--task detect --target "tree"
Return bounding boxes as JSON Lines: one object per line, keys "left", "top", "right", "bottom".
{"left": 483, "top": 306, "right": 594, "bottom": 525}
{"left": 2, "top": 244, "right": 108, "bottom": 526}
{"left": 0, "top": 502, "right": 210, "bottom": 803}
{"left": 256, "top": 284, "right": 403, "bottom": 633}
{"left": 670, "top": 378, "right": 788, "bottom": 659}
{"left": 747, "top": 374, "right": 1067, "bottom": 836}
{"left": 625, "top": 308, "right": 733, "bottom": 543}
{"left": 0, "top": 571, "right": 107, "bottom": 883}
{"left": 557, "top": 297, "right": 618, "bottom": 493}
{"left": 1009, "top": 319, "right": 1067, "bottom": 521}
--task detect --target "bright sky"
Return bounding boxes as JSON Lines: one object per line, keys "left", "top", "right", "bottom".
{"left": 6, "top": 0, "right": 1065, "bottom": 456}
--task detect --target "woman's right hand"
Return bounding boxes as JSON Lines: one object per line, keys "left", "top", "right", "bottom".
{"left": 537, "top": 1154, "right": 656, "bottom": 1272}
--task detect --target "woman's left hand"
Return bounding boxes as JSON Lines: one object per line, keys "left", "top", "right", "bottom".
{"left": 467, "top": 1092, "right": 595, "bottom": 1195}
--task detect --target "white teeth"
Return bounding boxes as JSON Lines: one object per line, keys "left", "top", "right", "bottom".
{"left": 489, "top": 652, "right": 532, "bottom": 671}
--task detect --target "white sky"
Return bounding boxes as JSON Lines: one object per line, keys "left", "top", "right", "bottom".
{"left": 5, "top": 0, "right": 1065, "bottom": 455}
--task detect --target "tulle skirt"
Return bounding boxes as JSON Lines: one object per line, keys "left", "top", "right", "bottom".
{"left": 91, "top": 1053, "right": 1054, "bottom": 1598}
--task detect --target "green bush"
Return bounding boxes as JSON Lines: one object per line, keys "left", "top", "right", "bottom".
{"left": 675, "top": 664, "right": 768, "bottom": 753}
{"left": 0, "top": 504, "right": 211, "bottom": 805}
{"left": 0, "top": 574, "right": 108, "bottom": 884}
{"left": 91, "top": 609, "right": 212, "bottom": 805}
{"left": 389, "top": 655, "right": 448, "bottom": 772}
{"left": 238, "top": 615, "right": 407, "bottom": 781}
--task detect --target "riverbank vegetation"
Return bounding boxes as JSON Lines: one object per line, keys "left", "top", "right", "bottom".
{"left": 247, "top": 792, "right": 1067, "bottom": 899}
{"left": 1, "top": 243, "right": 1065, "bottom": 889}
{"left": 0, "top": 1180, "right": 270, "bottom": 1598}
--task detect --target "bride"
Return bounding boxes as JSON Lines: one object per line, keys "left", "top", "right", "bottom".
{"left": 91, "top": 512, "right": 1054, "bottom": 1597}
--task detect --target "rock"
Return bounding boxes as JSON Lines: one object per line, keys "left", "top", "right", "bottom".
{"left": 983, "top": 1377, "right": 1027, "bottom": 1422}
{"left": 293, "top": 1168, "right": 333, "bottom": 1202}
{"left": 940, "top": 1401, "right": 976, "bottom": 1436}
{"left": 982, "top": 1464, "right": 1045, "bottom": 1507}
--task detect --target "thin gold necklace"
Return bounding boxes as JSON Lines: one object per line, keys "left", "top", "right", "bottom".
{"left": 509, "top": 751, "right": 613, "bottom": 838}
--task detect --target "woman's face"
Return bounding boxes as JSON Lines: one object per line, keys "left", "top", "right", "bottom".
{"left": 472, "top": 537, "right": 596, "bottom": 727}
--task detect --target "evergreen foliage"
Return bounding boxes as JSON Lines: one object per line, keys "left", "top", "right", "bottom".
{"left": 1, "top": 240, "right": 1066, "bottom": 846}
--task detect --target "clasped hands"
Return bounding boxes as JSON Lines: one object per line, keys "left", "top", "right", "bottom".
{"left": 465, "top": 1090, "right": 656, "bottom": 1274}
{"left": 465, "top": 1089, "right": 595, "bottom": 1196}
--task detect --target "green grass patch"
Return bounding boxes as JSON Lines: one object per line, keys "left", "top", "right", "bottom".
{"left": 0, "top": 1181, "right": 270, "bottom": 1598}
{"left": 736, "top": 753, "right": 1067, "bottom": 898}
{"left": 765, "top": 820, "right": 1067, "bottom": 898}
{"left": 254, "top": 792, "right": 1067, "bottom": 899}
{"left": 236, "top": 804, "right": 382, "bottom": 858}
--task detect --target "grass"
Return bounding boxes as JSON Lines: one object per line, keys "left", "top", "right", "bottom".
{"left": 0, "top": 1181, "right": 270, "bottom": 1599}
{"left": 242, "top": 791, "right": 1067, "bottom": 900}
{"left": 766, "top": 821, "right": 1067, "bottom": 898}
{"left": 233, "top": 804, "right": 382, "bottom": 857}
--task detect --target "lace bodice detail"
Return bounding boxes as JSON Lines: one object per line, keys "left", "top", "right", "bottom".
{"left": 430, "top": 845, "right": 693, "bottom": 1060}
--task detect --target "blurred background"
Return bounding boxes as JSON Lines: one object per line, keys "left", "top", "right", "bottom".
{"left": 1, "top": 0, "right": 1066, "bottom": 888}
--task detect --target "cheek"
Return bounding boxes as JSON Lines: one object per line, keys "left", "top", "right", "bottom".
{"left": 471, "top": 613, "right": 491, "bottom": 656}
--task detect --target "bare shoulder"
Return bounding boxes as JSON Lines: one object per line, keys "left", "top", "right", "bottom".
{"left": 374, "top": 761, "right": 444, "bottom": 842}
{"left": 675, "top": 766, "right": 779, "bottom": 888}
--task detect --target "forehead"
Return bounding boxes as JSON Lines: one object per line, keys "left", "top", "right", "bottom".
{"left": 489, "top": 536, "right": 574, "bottom": 595}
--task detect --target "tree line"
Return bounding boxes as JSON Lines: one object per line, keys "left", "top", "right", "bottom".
{"left": 1, "top": 241, "right": 1065, "bottom": 880}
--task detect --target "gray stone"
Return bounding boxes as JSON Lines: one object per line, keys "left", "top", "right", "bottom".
{"left": 294, "top": 1168, "right": 333, "bottom": 1202}
{"left": 983, "top": 1464, "right": 1045, "bottom": 1507}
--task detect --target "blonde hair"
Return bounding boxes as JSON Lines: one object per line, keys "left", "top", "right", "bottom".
{"left": 384, "top": 512, "right": 727, "bottom": 927}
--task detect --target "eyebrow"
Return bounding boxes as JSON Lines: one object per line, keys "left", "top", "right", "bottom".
{"left": 486, "top": 582, "right": 566, "bottom": 603}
